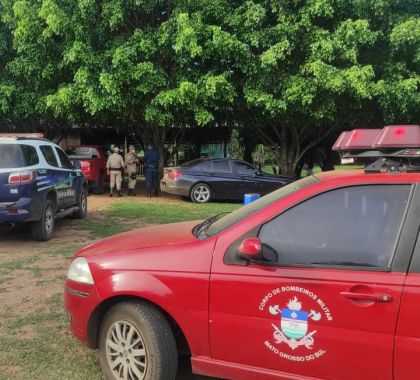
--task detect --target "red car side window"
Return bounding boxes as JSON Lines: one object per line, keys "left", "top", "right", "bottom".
{"left": 258, "top": 185, "right": 411, "bottom": 269}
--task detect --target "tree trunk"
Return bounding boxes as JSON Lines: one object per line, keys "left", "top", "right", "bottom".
{"left": 279, "top": 160, "right": 295, "bottom": 177}
{"left": 243, "top": 143, "right": 254, "bottom": 163}
{"left": 278, "top": 125, "right": 295, "bottom": 177}
{"left": 156, "top": 126, "right": 167, "bottom": 178}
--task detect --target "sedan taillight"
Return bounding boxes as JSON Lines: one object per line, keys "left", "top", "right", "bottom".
{"left": 168, "top": 171, "right": 182, "bottom": 179}
{"left": 8, "top": 170, "right": 37, "bottom": 184}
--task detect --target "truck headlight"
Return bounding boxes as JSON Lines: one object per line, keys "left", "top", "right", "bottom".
{"left": 67, "top": 257, "right": 94, "bottom": 284}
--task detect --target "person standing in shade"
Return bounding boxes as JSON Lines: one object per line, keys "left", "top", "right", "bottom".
{"left": 125, "top": 145, "right": 139, "bottom": 196}
{"left": 144, "top": 143, "right": 159, "bottom": 197}
{"left": 106, "top": 147, "right": 125, "bottom": 197}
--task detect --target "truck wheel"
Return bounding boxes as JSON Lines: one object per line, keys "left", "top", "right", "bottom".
{"left": 72, "top": 189, "right": 87, "bottom": 219}
{"left": 31, "top": 199, "right": 55, "bottom": 241}
{"left": 99, "top": 301, "right": 177, "bottom": 380}
{"left": 92, "top": 173, "right": 105, "bottom": 194}
{"left": 190, "top": 183, "right": 212, "bottom": 203}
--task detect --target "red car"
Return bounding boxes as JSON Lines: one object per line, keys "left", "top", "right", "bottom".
{"left": 65, "top": 125, "right": 420, "bottom": 380}
{"left": 66, "top": 146, "right": 108, "bottom": 194}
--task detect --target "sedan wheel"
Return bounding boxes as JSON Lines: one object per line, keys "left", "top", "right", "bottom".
{"left": 191, "top": 183, "right": 212, "bottom": 203}
{"left": 99, "top": 302, "right": 177, "bottom": 380}
{"left": 105, "top": 321, "right": 147, "bottom": 380}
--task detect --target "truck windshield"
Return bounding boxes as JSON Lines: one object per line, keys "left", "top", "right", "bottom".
{"left": 66, "top": 147, "right": 99, "bottom": 157}
{"left": 200, "top": 176, "right": 319, "bottom": 239}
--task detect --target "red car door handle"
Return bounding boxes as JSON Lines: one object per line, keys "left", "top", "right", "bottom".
{"left": 340, "top": 291, "right": 392, "bottom": 302}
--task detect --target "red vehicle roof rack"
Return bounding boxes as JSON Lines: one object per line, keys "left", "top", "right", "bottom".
{"left": 334, "top": 129, "right": 382, "bottom": 151}
{"left": 333, "top": 125, "right": 420, "bottom": 173}
{"left": 333, "top": 125, "right": 420, "bottom": 154}
{"left": 331, "top": 131, "right": 351, "bottom": 151}
{"left": 373, "top": 125, "right": 420, "bottom": 149}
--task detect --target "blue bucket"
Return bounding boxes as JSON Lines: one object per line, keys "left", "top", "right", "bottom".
{"left": 244, "top": 193, "right": 260, "bottom": 205}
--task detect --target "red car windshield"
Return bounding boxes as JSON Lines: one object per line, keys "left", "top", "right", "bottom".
{"left": 200, "top": 176, "right": 319, "bottom": 239}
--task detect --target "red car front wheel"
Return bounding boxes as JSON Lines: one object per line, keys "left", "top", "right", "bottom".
{"left": 99, "top": 301, "right": 177, "bottom": 380}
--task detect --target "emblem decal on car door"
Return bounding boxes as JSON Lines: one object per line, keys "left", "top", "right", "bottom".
{"left": 259, "top": 286, "right": 332, "bottom": 362}
{"left": 269, "top": 297, "right": 321, "bottom": 349}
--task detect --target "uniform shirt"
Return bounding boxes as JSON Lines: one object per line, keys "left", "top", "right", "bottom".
{"left": 125, "top": 152, "right": 139, "bottom": 166}
{"left": 144, "top": 148, "right": 159, "bottom": 166}
{"left": 107, "top": 153, "right": 125, "bottom": 169}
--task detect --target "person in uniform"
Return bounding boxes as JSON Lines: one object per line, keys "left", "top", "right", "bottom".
{"left": 144, "top": 143, "right": 159, "bottom": 197}
{"left": 125, "top": 145, "right": 139, "bottom": 196}
{"left": 106, "top": 147, "right": 125, "bottom": 197}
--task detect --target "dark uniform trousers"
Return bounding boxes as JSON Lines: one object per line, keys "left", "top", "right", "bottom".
{"left": 146, "top": 164, "right": 158, "bottom": 193}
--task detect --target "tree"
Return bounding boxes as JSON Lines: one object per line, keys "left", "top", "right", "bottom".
{"left": 25, "top": 0, "right": 242, "bottom": 170}
{"left": 231, "top": 0, "right": 419, "bottom": 175}
{"left": 0, "top": 0, "right": 71, "bottom": 138}
{"left": 0, "top": 0, "right": 418, "bottom": 176}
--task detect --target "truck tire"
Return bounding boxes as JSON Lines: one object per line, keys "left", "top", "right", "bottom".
{"left": 92, "top": 173, "right": 105, "bottom": 194}
{"left": 99, "top": 301, "right": 177, "bottom": 380}
{"left": 72, "top": 189, "right": 88, "bottom": 219}
{"left": 31, "top": 199, "right": 55, "bottom": 241}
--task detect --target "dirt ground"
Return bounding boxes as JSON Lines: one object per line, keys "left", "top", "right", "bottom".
{"left": 0, "top": 192, "right": 166, "bottom": 312}
{"left": 0, "top": 188, "right": 190, "bottom": 320}
{"left": 0, "top": 189, "right": 214, "bottom": 379}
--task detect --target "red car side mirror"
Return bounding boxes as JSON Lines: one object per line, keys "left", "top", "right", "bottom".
{"left": 238, "top": 237, "right": 262, "bottom": 260}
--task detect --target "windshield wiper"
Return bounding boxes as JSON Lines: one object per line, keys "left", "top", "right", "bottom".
{"left": 193, "top": 212, "right": 228, "bottom": 238}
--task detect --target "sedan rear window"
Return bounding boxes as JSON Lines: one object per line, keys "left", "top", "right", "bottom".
{"left": 181, "top": 159, "right": 213, "bottom": 171}
{"left": 0, "top": 144, "right": 39, "bottom": 168}
{"left": 212, "top": 160, "right": 231, "bottom": 173}
{"left": 195, "top": 161, "right": 213, "bottom": 171}
{"left": 181, "top": 159, "right": 206, "bottom": 168}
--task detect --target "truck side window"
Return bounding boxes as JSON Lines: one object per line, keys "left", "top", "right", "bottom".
{"left": 55, "top": 148, "right": 74, "bottom": 170}
{"left": 259, "top": 185, "right": 411, "bottom": 269}
{"left": 40, "top": 145, "right": 59, "bottom": 167}
{"left": 20, "top": 145, "right": 39, "bottom": 166}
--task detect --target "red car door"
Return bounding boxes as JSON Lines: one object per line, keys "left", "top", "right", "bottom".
{"left": 208, "top": 183, "right": 416, "bottom": 380}
{"left": 395, "top": 231, "right": 420, "bottom": 380}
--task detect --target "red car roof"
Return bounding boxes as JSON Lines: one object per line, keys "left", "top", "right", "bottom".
{"left": 315, "top": 169, "right": 420, "bottom": 184}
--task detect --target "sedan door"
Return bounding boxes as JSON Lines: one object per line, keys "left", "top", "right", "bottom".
{"left": 209, "top": 183, "right": 417, "bottom": 380}
{"left": 209, "top": 160, "right": 239, "bottom": 199}
{"left": 230, "top": 160, "right": 259, "bottom": 195}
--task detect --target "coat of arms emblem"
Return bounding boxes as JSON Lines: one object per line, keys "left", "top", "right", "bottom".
{"left": 269, "top": 296, "right": 321, "bottom": 350}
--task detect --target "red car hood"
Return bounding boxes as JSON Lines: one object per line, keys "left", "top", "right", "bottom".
{"left": 75, "top": 220, "right": 200, "bottom": 258}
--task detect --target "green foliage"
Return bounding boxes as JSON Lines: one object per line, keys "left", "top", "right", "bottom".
{"left": 0, "top": 0, "right": 418, "bottom": 174}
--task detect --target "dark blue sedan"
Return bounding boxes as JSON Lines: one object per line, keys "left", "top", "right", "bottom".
{"left": 160, "top": 158, "right": 294, "bottom": 203}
